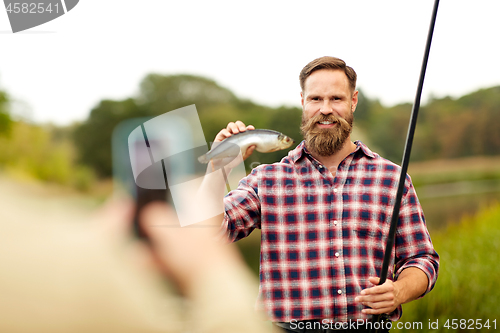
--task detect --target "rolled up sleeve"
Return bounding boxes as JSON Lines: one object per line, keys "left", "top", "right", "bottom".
{"left": 394, "top": 181, "right": 439, "bottom": 296}
{"left": 222, "top": 169, "right": 262, "bottom": 243}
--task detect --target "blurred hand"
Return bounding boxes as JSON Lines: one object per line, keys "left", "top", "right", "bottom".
{"left": 92, "top": 198, "right": 135, "bottom": 243}
{"left": 139, "top": 202, "right": 241, "bottom": 296}
{"left": 138, "top": 203, "right": 274, "bottom": 333}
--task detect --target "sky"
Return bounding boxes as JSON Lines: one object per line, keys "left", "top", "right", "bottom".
{"left": 0, "top": 0, "right": 499, "bottom": 125}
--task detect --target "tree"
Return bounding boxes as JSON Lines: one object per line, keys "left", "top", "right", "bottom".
{"left": 0, "top": 88, "right": 12, "bottom": 135}
{"left": 73, "top": 98, "right": 141, "bottom": 177}
{"left": 356, "top": 85, "right": 500, "bottom": 162}
{"left": 73, "top": 70, "right": 500, "bottom": 178}
{"left": 73, "top": 74, "right": 254, "bottom": 177}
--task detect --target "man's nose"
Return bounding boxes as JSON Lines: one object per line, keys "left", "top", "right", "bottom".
{"left": 319, "top": 100, "right": 333, "bottom": 114}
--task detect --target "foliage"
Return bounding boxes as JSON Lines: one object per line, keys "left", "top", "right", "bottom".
{"left": 357, "top": 86, "right": 500, "bottom": 163}
{"left": 363, "top": 102, "right": 412, "bottom": 163}
{"left": 138, "top": 73, "right": 237, "bottom": 114}
{"left": 0, "top": 88, "right": 12, "bottom": 135}
{"left": 73, "top": 74, "right": 304, "bottom": 177}
{"left": 0, "top": 121, "right": 96, "bottom": 191}
{"left": 391, "top": 203, "right": 500, "bottom": 332}
{"left": 422, "top": 87, "right": 500, "bottom": 159}
{"left": 71, "top": 70, "right": 500, "bottom": 178}
{"left": 73, "top": 98, "right": 141, "bottom": 177}
{"left": 0, "top": 84, "right": 91, "bottom": 189}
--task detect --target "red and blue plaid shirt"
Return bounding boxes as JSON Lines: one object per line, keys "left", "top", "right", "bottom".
{"left": 223, "top": 141, "right": 439, "bottom": 323}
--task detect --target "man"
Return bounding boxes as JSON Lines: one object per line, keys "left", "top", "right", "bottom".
{"left": 213, "top": 57, "right": 439, "bottom": 332}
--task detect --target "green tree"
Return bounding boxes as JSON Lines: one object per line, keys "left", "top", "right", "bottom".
{"left": 353, "top": 88, "right": 377, "bottom": 127}
{"left": 414, "top": 86, "right": 500, "bottom": 160}
{"left": 73, "top": 98, "right": 141, "bottom": 177}
{"left": 138, "top": 74, "right": 237, "bottom": 115}
{"left": 356, "top": 86, "right": 500, "bottom": 162}
{"left": 73, "top": 74, "right": 302, "bottom": 177}
{"left": 0, "top": 87, "right": 12, "bottom": 135}
{"left": 73, "top": 70, "right": 500, "bottom": 179}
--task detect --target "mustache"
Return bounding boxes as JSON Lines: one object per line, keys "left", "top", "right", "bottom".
{"left": 315, "top": 114, "right": 339, "bottom": 124}
{"left": 301, "top": 113, "right": 348, "bottom": 133}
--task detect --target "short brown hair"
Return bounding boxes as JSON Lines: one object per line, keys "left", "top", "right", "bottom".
{"left": 299, "top": 56, "right": 357, "bottom": 93}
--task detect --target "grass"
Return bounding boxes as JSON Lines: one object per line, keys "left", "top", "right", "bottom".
{"left": 393, "top": 203, "right": 500, "bottom": 332}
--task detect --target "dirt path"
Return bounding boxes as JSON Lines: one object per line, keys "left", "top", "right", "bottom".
{"left": 0, "top": 174, "right": 103, "bottom": 225}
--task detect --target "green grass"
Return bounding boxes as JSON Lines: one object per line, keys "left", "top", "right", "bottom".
{"left": 393, "top": 203, "right": 500, "bottom": 332}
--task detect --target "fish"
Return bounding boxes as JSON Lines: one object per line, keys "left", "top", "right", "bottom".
{"left": 198, "top": 129, "right": 295, "bottom": 163}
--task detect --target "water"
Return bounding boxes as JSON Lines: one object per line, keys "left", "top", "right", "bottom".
{"left": 415, "top": 179, "right": 500, "bottom": 231}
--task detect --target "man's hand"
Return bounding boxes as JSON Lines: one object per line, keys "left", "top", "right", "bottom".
{"left": 355, "top": 268, "right": 428, "bottom": 315}
{"left": 355, "top": 277, "right": 401, "bottom": 315}
{"left": 214, "top": 120, "right": 256, "bottom": 160}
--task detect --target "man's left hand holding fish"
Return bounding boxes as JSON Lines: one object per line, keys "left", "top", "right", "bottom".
{"left": 211, "top": 120, "right": 257, "bottom": 169}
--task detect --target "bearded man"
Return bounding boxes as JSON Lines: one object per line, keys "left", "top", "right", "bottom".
{"left": 213, "top": 57, "right": 439, "bottom": 332}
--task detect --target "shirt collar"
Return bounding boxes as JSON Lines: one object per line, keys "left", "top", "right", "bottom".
{"left": 353, "top": 140, "right": 377, "bottom": 159}
{"left": 288, "top": 140, "right": 376, "bottom": 163}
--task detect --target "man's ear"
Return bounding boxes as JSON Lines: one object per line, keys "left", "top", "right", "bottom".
{"left": 300, "top": 91, "right": 304, "bottom": 107}
{"left": 351, "top": 90, "right": 359, "bottom": 112}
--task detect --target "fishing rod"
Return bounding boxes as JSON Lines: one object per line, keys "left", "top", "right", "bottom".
{"left": 369, "top": 0, "right": 440, "bottom": 332}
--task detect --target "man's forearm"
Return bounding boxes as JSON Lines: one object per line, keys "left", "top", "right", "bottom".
{"left": 394, "top": 267, "right": 429, "bottom": 304}
{"left": 192, "top": 164, "right": 232, "bottom": 228}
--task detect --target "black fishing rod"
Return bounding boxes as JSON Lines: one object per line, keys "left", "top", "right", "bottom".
{"left": 369, "top": 0, "right": 440, "bottom": 332}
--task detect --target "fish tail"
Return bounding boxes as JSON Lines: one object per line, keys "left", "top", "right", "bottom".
{"left": 198, "top": 153, "right": 210, "bottom": 164}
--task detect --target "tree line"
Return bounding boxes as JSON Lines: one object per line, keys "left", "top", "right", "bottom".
{"left": 358, "top": 86, "right": 500, "bottom": 163}
{"left": 1, "top": 74, "right": 500, "bottom": 182}
{"left": 72, "top": 74, "right": 304, "bottom": 177}
{"left": 0, "top": 86, "right": 94, "bottom": 190}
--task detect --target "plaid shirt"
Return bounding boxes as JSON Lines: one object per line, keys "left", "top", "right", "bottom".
{"left": 223, "top": 141, "right": 439, "bottom": 323}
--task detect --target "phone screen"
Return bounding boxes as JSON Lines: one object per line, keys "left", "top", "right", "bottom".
{"left": 111, "top": 109, "right": 208, "bottom": 239}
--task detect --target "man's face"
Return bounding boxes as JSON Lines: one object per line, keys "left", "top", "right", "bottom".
{"left": 300, "top": 69, "right": 358, "bottom": 156}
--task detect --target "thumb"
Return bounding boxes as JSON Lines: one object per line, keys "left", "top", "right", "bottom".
{"left": 243, "top": 145, "right": 256, "bottom": 160}
{"left": 368, "top": 276, "right": 381, "bottom": 286}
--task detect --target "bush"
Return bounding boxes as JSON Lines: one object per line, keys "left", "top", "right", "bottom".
{"left": 0, "top": 121, "right": 97, "bottom": 191}
{"left": 393, "top": 203, "right": 500, "bottom": 332}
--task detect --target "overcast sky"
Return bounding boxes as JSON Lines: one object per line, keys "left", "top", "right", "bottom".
{"left": 1, "top": 0, "right": 499, "bottom": 125}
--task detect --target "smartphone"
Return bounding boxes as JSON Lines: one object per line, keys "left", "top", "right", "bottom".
{"left": 112, "top": 109, "right": 207, "bottom": 239}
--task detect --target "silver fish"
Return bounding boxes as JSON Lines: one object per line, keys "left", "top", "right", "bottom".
{"left": 198, "top": 129, "right": 295, "bottom": 163}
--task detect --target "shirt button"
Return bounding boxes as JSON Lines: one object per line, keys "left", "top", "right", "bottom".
{"left": 337, "top": 290, "right": 342, "bottom": 295}
{"left": 335, "top": 252, "right": 340, "bottom": 257}
{"left": 333, "top": 220, "right": 338, "bottom": 225}
{"left": 333, "top": 188, "right": 338, "bottom": 193}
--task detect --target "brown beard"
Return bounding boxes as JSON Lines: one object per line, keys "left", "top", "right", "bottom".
{"left": 300, "top": 112, "right": 353, "bottom": 156}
